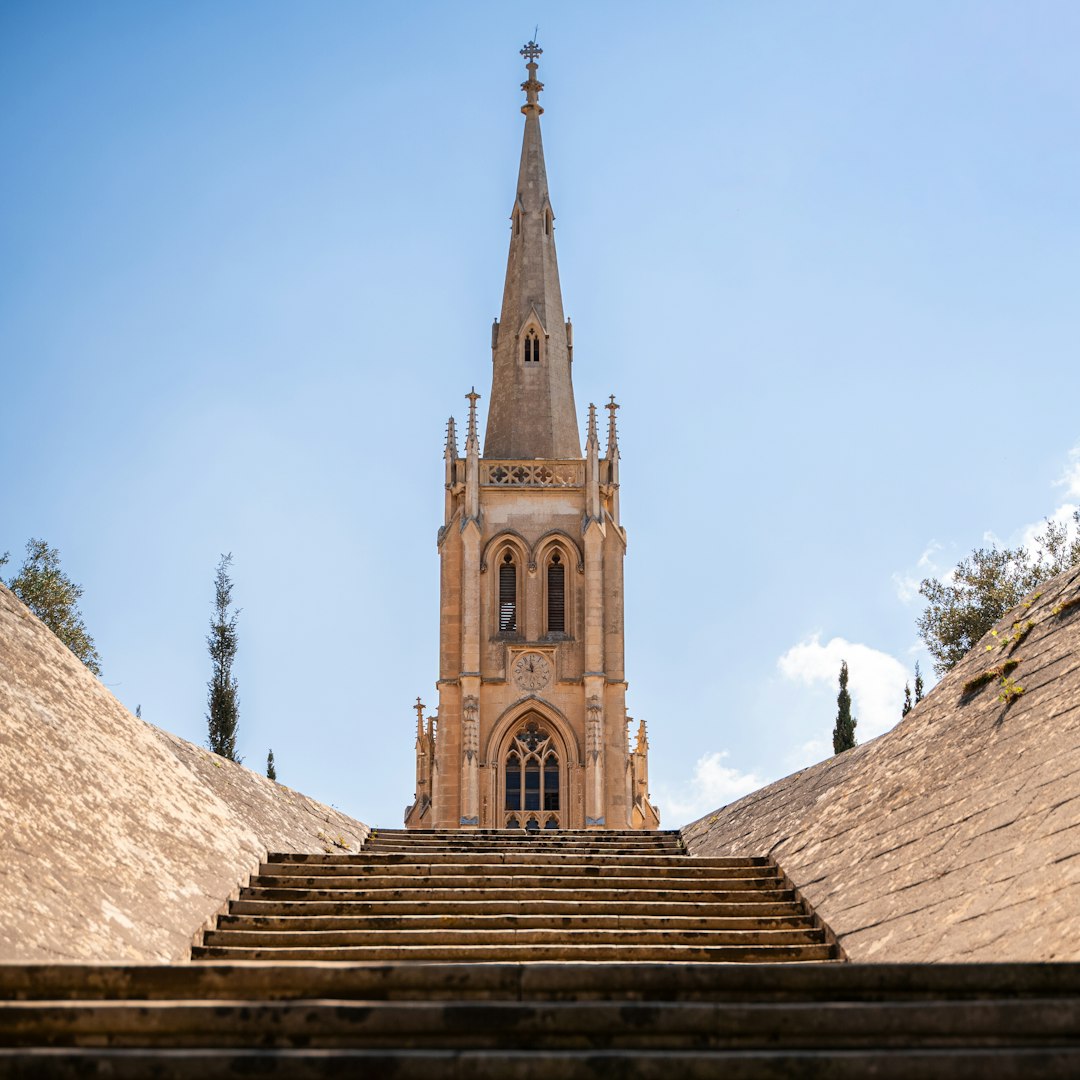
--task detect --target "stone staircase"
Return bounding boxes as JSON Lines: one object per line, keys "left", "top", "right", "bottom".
{"left": 191, "top": 828, "right": 836, "bottom": 963}
{"left": 3, "top": 829, "right": 1080, "bottom": 1075}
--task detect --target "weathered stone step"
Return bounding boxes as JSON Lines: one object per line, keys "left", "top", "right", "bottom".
{"left": 5, "top": 998, "right": 1078, "bottom": 1050}
{"left": 264, "top": 853, "right": 764, "bottom": 871}
{"left": 14, "top": 1046, "right": 1080, "bottom": 1079}
{"left": 7, "top": 962, "right": 1079, "bottom": 1004}
{"left": 370, "top": 829, "right": 684, "bottom": 839}
{"left": 216, "top": 913, "right": 816, "bottom": 932}
{"left": 3, "top": 1048, "right": 1076, "bottom": 1079}
{"left": 228, "top": 898, "right": 803, "bottom": 918}
{"left": 241, "top": 885, "right": 798, "bottom": 904}
{"left": 190, "top": 942, "right": 836, "bottom": 963}
{"left": 360, "top": 842, "right": 686, "bottom": 854}
{"left": 201, "top": 927, "right": 825, "bottom": 949}
{"left": 248, "top": 872, "right": 782, "bottom": 891}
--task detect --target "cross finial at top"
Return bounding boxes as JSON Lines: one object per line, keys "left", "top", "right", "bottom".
{"left": 520, "top": 40, "right": 543, "bottom": 62}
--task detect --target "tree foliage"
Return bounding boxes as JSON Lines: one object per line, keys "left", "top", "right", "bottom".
{"left": 266, "top": 749, "right": 277, "bottom": 782}
{"left": 914, "top": 661, "right": 924, "bottom": 704}
{"left": 207, "top": 554, "right": 240, "bottom": 761}
{"left": 917, "top": 511, "right": 1080, "bottom": 676}
{"left": 901, "top": 682, "right": 913, "bottom": 718}
{"left": 833, "top": 660, "right": 857, "bottom": 754}
{"left": 3, "top": 538, "right": 101, "bottom": 675}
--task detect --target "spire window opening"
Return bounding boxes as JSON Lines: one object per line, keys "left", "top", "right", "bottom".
{"left": 499, "top": 552, "right": 518, "bottom": 633}
{"left": 523, "top": 329, "right": 540, "bottom": 364}
{"left": 546, "top": 553, "right": 565, "bottom": 634}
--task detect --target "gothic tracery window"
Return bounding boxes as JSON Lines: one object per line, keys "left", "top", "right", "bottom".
{"left": 503, "top": 721, "right": 560, "bottom": 829}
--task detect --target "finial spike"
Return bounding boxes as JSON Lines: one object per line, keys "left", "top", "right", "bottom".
{"left": 605, "top": 395, "right": 620, "bottom": 456}
{"left": 520, "top": 39, "right": 545, "bottom": 113}
{"left": 465, "top": 387, "right": 481, "bottom": 451}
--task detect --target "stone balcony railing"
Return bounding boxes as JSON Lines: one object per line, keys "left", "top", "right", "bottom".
{"left": 479, "top": 460, "right": 585, "bottom": 488}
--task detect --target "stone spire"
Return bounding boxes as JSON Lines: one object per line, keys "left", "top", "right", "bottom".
{"left": 483, "top": 41, "right": 581, "bottom": 461}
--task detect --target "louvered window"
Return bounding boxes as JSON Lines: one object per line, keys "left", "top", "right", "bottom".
{"left": 499, "top": 553, "right": 517, "bottom": 632}
{"left": 547, "top": 553, "right": 565, "bottom": 633}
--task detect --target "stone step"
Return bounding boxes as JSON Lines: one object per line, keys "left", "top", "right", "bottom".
{"left": 240, "top": 885, "right": 798, "bottom": 904}
{"left": 200, "top": 927, "right": 826, "bottom": 949}
{"left": 265, "top": 852, "right": 765, "bottom": 871}
{"left": 369, "top": 829, "right": 685, "bottom": 838}
{"left": 360, "top": 842, "right": 687, "bottom": 854}
{"left": 4, "top": 998, "right": 1078, "bottom": 1050}
{"left": 228, "top": 898, "right": 803, "bottom": 918}
{"left": 247, "top": 872, "right": 782, "bottom": 891}
{"left": 216, "top": 913, "right": 816, "bottom": 932}
{"left": 4, "top": 1048, "right": 1077, "bottom": 1079}
{"left": 189, "top": 942, "right": 836, "bottom": 963}
{"left": 6, "top": 962, "right": 1079, "bottom": 1004}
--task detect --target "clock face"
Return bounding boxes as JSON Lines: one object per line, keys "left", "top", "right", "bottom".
{"left": 513, "top": 651, "right": 551, "bottom": 691}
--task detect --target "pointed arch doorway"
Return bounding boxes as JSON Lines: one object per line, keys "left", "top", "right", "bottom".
{"left": 498, "top": 715, "right": 565, "bottom": 830}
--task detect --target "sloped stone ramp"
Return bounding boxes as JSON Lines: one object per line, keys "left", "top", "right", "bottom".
{"left": 3, "top": 830, "right": 1080, "bottom": 1075}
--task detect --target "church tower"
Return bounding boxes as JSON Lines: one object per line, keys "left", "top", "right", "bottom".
{"left": 405, "top": 43, "right": 659, "bottom": 832}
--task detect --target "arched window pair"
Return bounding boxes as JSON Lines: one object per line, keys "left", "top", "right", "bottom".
{"left": 505, "top": 721, "right": 559, "bottom": 829}
{"left": 523, "top": 328, "right": 540, "bottom": 364}
{"left": 497, "top": 550, "right": 566, "bottom": 635}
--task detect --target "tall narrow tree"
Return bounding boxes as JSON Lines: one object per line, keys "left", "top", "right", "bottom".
{"left": 901, "top": 682, "right": 913, "bottom": 718}
{"left": 833, "top": 660, "right": 858, "bottom": 754}
{"left": 3, "top": 539, "right": 101, "bottom": 674}
{"left": 266, "top": 749, "right": 277, "bottom": 782}
{"left": 914, "top": 661, "right": 925, "bottom": 704}
{"left": 207, "top": 554, "right": 240, "bottom": 761}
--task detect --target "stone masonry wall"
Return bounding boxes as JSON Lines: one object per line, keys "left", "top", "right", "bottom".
{"left": 683, "top": 565, "right": 1080, "bottom": 963}
{"left": 0, "top": 583, "right": 368, "bottom": 964}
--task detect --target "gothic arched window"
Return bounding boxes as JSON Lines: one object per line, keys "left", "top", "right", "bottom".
{"left": 503, "top": 721, "right": 560, "bottom": 829}
{"left": 499, "top": 552, "right": 517, "bottom": 633}
{"left": 523, "top": 328, "right": 540, "bottom": 364}
{"left": 547, "top": 552, "right": 565, "bottom": 634}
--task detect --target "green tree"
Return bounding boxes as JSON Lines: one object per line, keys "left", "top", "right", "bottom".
{"left": 3, "top": 539, "right": 101, "bottom": 675}
{"left": 207, "top": 554, "right": 240, "bottom": 761}
{"left": 266, "top": 749, "right": 277, "bottom": 781}
{"left": 901, "top": 682, "right": 913, "bottom": 718}
{"left": 833, "top": 660, "right": 857, "bottom": 754}
{"left": 917, "top": 511, "right": 1080, "bottom": 676}
{"left": 914, "top": 661, "right": 925, "bottom": 704}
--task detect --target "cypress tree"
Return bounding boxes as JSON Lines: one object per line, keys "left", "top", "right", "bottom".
{"left": 833, "top": 660, "right": 858, "bottom": 754}
{"left": 207, "top": 554, "right": 240, "bottom": 761}
{"left": 266, "top": 749, "right": 277, "bottom": 782}
{"left": 901, "top": 682, "right": 913, "bottom": 718}
{"left": 914, "top": 661, "right": 925, "bottom": 704}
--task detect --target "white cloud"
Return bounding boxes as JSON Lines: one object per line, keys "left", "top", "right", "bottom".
{"left": 778, "top": 635, "right": 909, "bottom": 741}
{"left": 1055, "top": 445, "right": 1080, "bottom": 500}
{"left": 654, "top": 751, "right": 766, "bottom": 826}
{"left": 893, "top": 542, "right": 945, "bottom": 603}
{"left": 1018, "top": 501, "right": 1080, "bottom": 556}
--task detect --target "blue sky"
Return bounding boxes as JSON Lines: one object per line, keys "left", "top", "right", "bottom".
{"left": 3, "top": 2, "right": 1078, "bottom": 826}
